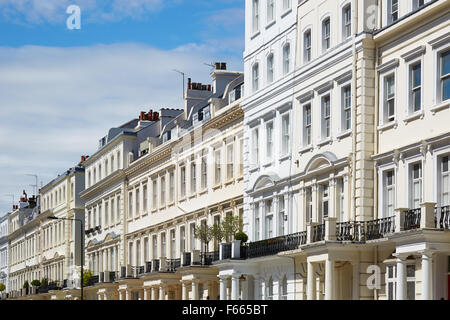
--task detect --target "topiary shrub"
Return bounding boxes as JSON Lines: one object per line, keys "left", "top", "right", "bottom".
{"left": 23, "top": 281, "right": 29, "bottom": 289}
{"left": 234, "top": 231, "right": 248, "bottom": 243}
{"left": 0, "top": 283, "right": 5, "bottom": 292}
{"left": 41, "top": 278, "right": 48, "bottom": 288}
{"left": 31, "top": 280, "right": 41, "bottom": 287}
{"left": 82, "top": 270, "right": 93, "bottom": 287}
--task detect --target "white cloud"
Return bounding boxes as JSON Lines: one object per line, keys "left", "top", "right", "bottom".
{"left": 0, "top": 0, "right": 165, "bottom": 24}
{"left": 0, "top": 42, "right": 242, "bottom": 214}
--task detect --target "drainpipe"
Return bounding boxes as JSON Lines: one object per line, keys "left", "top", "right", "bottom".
{"left": 351, "top": 0, "right": 358, "bottom": 222}
{"left": 374, "top": 245, "right": 378, "bottom": 300}
{"left": 374, "top": 45, "right": 379, "bottom": 220}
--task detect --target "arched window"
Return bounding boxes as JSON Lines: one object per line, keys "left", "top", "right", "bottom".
{"left": 267, "top": 277, "right": 274, "bottom": 300}
{"left": 267, "top": 54, "right": 274, "bottom": 83}
{"left": 281, "top": 275, "right": 288, "bottom": 300}
{"left": 283, "top": 43, "right": 290, "bottom": 75}
{"left": 342, "top": 4, "right": 352, "bottom": 39}
{"left": 304, "top": 29, "right": 312, "bottom": 63}
{"left": 252, "top": 63, "right": 259, "bottom": 92}
{"left": 322, "top": 17, "right": 331, "bottom": 52}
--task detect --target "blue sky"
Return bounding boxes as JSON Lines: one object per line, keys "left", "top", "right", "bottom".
{"left": 0, "top": 0, "right": 245, "bottom": 215}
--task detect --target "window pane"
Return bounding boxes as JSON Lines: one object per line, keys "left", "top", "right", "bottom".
{"left": 407, "top": 281, "right": 415, "bottom": 300}
{"left": 442, "top": 50, "right": 450, "bottom": 76}
{"left": 412, "top": 64, "right": 421, "bottom": 88}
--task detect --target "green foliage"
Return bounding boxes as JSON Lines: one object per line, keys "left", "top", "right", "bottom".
{"left": 234, "top": 231, "right": 248, "bottom": 243}
{"left": 23, "top": 280, "right": 29, "bottom": 289}
{"left": 0, "top": 283, "right": 5, "bottom": 292}
{"left": 222, "top": 215, "right": 243, "bottom": 241}
{"left": 31, "top": 280, "right": 41, "bottom": 287}
{"left": 193, "top": 224, "right": 214, "bottom": 252}
{"left": 82, "top": 269, "right": 93, "bottom": 287}
{"left": 211, "top": 223, "right": 224, "bottom": 243}
{"left": 41, "top": 278, "right": 48, "bottom": 288}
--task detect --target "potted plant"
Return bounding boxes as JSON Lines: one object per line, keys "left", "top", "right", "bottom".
{"left": 82, "top": 269, "right": 93, "bottom": 287}
{"left": 234, "top": 231, "right": 248, "bottom": 244}
{"left": 23, "top": 280, "right": 29, "bottom": 295}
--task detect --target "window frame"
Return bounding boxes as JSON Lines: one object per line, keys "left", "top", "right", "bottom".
{"left": 322, "top": 17, "right": 331, "bottom": 52}
{"left": 303, "top": 29, "right": 312, "bottom": 64}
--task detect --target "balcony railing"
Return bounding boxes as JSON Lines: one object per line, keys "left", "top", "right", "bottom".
{"left": 183, "top": 252, "right": 191, "bottom": 267}
{"left": 246, "top": 232, "right": 307, "bottom": 259}
{"left": 109, "top": 271, "right": 116, "bottom": 282}
{"left": 436, "top": 205, "right": 450, "bottom": 229}
{"left": 404, "top": 208, "right": 421, "bottom": 230}
{"left": 167, "top": 259, "right": 181, "bottom": 272}
{"left": 312, "top": 224, "right": 325, "bottom": 242}
{"left": 201, "top": 251, "right": 219, "bottom": 265}
{"left": 145, "top": 261, "right": 152, "bottom": 273}
{"left": 365, "top": 216, "right": 395, "bottom": 240}
{"left": 121, "top": 266, "right": 126, "bottom": 279}
{"left": 222, "top": 243, "right": 232, "bottom": 260}
{"left": 154, "top": 259, "right": 160, "bottom": 272}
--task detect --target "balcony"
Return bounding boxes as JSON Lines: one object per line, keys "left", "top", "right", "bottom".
{"left": 145, "top": 261, "right": 152, "bottom": 273}
{"left": 245, "top": 232, "right": 307, "bottom": 259}
{"left": 311, "top": 224, "right": 325, "bottom": 242}
{"left": 404, "top": 208, "right": 421, "bottom": 230}
{"left": 166, "top": 259, "right": 181, "bottom": 272}
{"left": 336, "top": 217, "right": 395, "bottom": 242}
{"left": 182, "top": 252, "right": 191, "bottom": 267}
{"left": 201, "top": 251, "right": 220, "bottom": 265}
{"left": 435, "top": 205, "right": 450, "bottom": 229}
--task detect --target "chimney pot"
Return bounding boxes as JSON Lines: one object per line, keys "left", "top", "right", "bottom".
{"left": 215, "top": 62, "right": 221, "bottom": 70}
{"left": 221, "top": 62, "right": 227, "bottom": 70}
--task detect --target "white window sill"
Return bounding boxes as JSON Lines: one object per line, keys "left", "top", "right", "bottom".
{"left": 249, "top": 166, "right": 259, "bottom": 173}
{"left": 336, "top": 130, "right": 352, "bottom": 141}
{"left": 299, "top": 145, "right": 313, "bottom": 154}
{"left": 265, "top": 20, "right": 275, "bottom": 30}
{"left": 198, "top": 189, "right": 208, "bottom": 196}
{"left": 251, "top": 31, "right": 260, "bottom": 40}
{"left": 167, "top": 201, "right": 175, "bottom": 207}
{"left": 178, "top": 197, "right": 186, "bottom": 203}
{"left": 159, "top": 205, "right": 167, "bottom": 210}
{"left": 279, "top": 154, "right": 291, "bottom": 162}
{"left": 262, "top": 161, "right": 274, "bottom": 168}
{"left": 224, "top": 179, "right": 235, "bottom": 186}
{"left": 236, "top": 176, "right": 244, "bottom": 182}
{"left": 377, "top": 120, "right": 398, "bottom": 132}
{"left": 188, "top": 193, "right": 196, "bottom": 199}
{"left": 317, "top": 138, "right": 333, "bottom": 147}
{"left": 403, "top": 110, "right": 424, "bottom": 124}
{"left": 281, "top": 8, "right": 292, "bottom": 18}
{"left": 212, "top": 184, "right": 222, "bottom": 191}
{"left": 431, "top": 100, "right": 450, "bottom": 115}
{"left": 151, "top": 208, "right": 158, "bottom": 213}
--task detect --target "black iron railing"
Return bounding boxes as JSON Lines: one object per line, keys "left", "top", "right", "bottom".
{"left": 366, "top": 216, "right": 395, "bottom": 240}
{"left": 404, "top": 208, "right": 421, "bottom": 230}
{"left": 154, "top": 259, "right": 160, "bottom": 272}
{"left": 312, "top": 224, "right": 325, "bottom": 242}
{"left": 167, "top": 259, "right": 181, "bottom": 272}
{"left": 222, "top": 243, "right": 232, "bottom": 260}
{"left": 246, "top": 232, "right": 306, "bottom": 259}
{"left": 99, "top": 272, "right": 104, "bottom": 283}
{"left": 336, "top": 221, "right": 355, "bottom": 241}
{"left": 145, "top": 261, "right": 152, "bottom": 273}
{"left": 120, "top": 266, "right": 126, "bottom": 279}
{"left": 436, "top": 205, "right": 450, "bottom": 229}
{"left": 62, "top": 279, "right": 68, "bottom": 288}
{"left": 183, "top": 252, "right": 191, "bottom": 266}
{"left": 201, "top": 251, "right": 220, "bottom": 265}
{"left": 89, "top": 275, "right": 99, "bottom": 286}
{"left": 109, "top": 271, "right": 116, "bottom": 282}
{"left": 137, "top": 266, "right": 144, "bottom": 275}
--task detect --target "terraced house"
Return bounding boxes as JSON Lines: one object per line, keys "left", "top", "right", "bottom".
{"left": 114, "top": 64, "right": 244, "bottom": 301}
{"left": 7, "top": 160, "right": 85, "bottom": 300}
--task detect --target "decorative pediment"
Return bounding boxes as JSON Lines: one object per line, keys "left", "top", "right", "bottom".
{"left": 304, "top": 152, "right": 338, "bottom": 174}
{"left": 252, "top": 173, "right": 280, "bottom": 192}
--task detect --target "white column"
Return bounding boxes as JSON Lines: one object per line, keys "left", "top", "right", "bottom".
{"left": 325, "top": 258, "right": 335, "bottom": 300}
{"left": 241, "top": 278, "right": 249, "bottom": 300}
{"left": 396, "top": 256, "right": 407, "bottom": 300}
{"left": 219, "top": 276, "right": 227, "bottom": 300}
{"left": 307, "top": 261, "right": 316, "bottom": 300}
{"left": 192, "top": 280, "right": 199, "bottom": 300}
{"left": 182, "top": 281, "right": 188, "bottom": 300}
{"left": 231, "top": 275, "right": 240, "bottom": 300}
{"left": 351, "top": 261, "right": 360, "bottom": 300}
{"left": 421, "top": 251, "right": 433, "bottom": 300}
{"left": 151, "top": 287, "right": 157, "bottom": 300}
{"left": 159, "top": 284, "right": 165, "bottom": 300}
